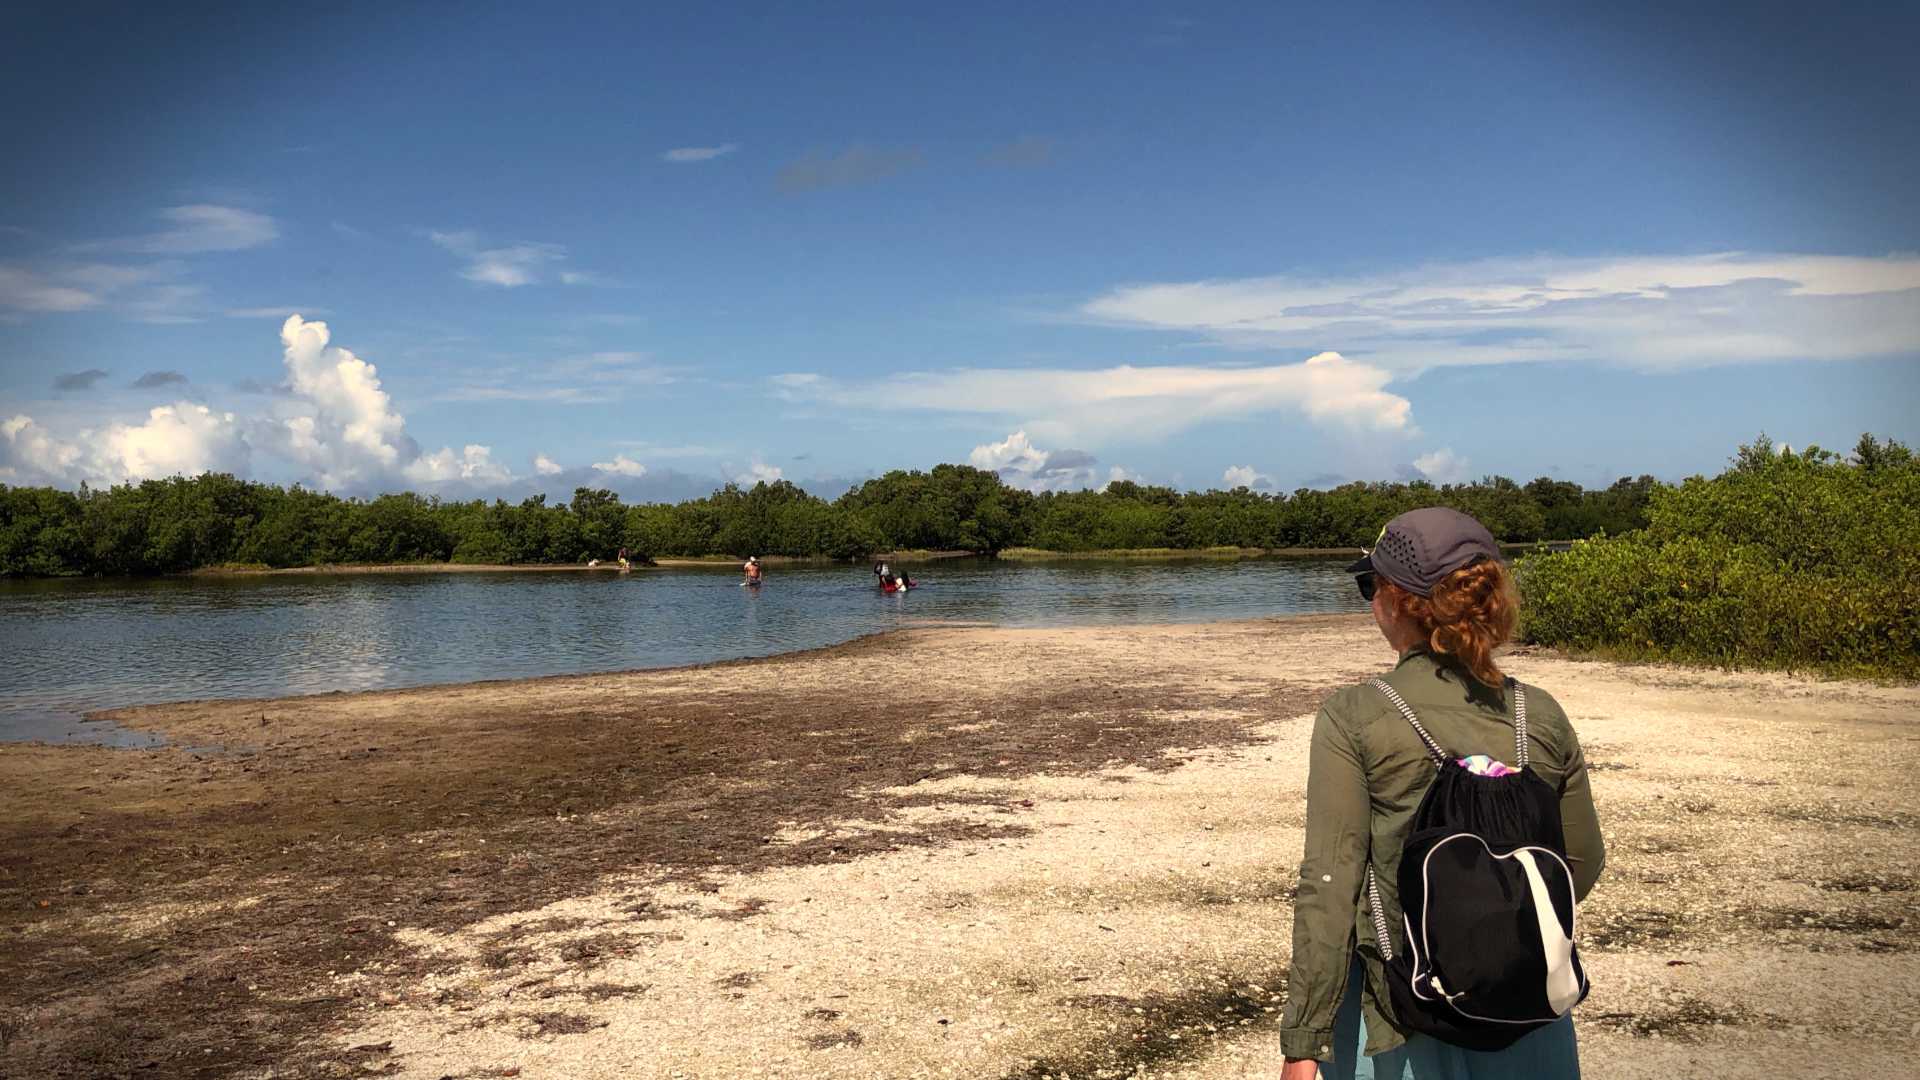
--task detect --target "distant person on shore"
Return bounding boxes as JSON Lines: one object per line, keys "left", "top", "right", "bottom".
{"left": 743, "top": 556, "right": 763, "bottom": 585}
{"left": 1280, "top": 508, "right": 1605, "bottom": 1080}
{"left": 617, "top": 546, "right": 631, "bottom": 571}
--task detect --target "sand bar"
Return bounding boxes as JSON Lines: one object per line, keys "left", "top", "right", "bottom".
{"left": 2, "top": 615, "right": 1916, "bottom": 1078}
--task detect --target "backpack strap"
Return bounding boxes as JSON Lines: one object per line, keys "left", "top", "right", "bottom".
{"left": 1510, "top": 679, "right": 1530, "bottom": 769}
{"left": 1368, "top": 678, "right": 1449, "bottom": 766}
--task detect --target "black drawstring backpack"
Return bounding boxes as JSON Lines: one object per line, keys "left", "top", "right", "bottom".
{"left": 1364, "top": 677, "right": 1589, "bottom": 1051}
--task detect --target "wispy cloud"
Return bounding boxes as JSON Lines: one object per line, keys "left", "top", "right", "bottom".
{"left": 429, "top": 230, "right": 567, "bottom": 287}
{"left": 609, "top": 441, "right": 720, "bottom": 458}
{"left": 226, "top": 306, "right": 331, "bottom": 319}
{"left": 109, "top": 205, "right": 279, "bottom": 254}
{"left": 983, "top": 135, "right": 1055, "bottom": 168}
{"left": 1082, "top": 253, "right": 1920, "bottom": 373}
{"left": 777, "top": 144, "right": 924, "bottom": 192}
{"left": 440, "top": 351, "right": 678, "bottom": 405}
{"left": 662, "top": 143, "right": 739, "bottom": 163}
{"left": 775, "top": 351, "right": 1412, "bottom": 445}
{"left": 0, "top": 266, "right": 101, "bottom": 312}
{"left": 132, "top": 370, "right": 188, "bottom": 389}
{"left": 2, "top": 261, "right": 212, "bottom": 322}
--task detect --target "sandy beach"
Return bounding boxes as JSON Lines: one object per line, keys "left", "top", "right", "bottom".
{"left": 3, "top": 615, "right": 1916, "bottom": 1079}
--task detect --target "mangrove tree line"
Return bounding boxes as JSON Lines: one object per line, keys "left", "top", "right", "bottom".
{"left": 0, "top": 433, "right": 1902, "bottom": 578}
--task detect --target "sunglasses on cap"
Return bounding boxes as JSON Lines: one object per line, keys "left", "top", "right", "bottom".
{"left": 1357, "top": 573, "right": 1378, "bottom": 602}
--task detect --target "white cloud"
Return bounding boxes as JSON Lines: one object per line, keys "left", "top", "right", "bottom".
{"left": 404, "top": 444, "right": 511, "bottom": 485}
{"left": 968, "top": 430, "right": 1106, "bottom": 492}
{"left": 122, "top": 205, "right": 278, "bottom": 254}
{"left": 663, "top": 143, "right": 739, "bottom": 163}
{"left": 533, "top": 454, "right": 564, "bottom": 476}
{"left": 430, "top": 231, "right": 566, "bottom": 287}
{"left": 969, "top": 430, "right": 1050, "bottom": 475}
{"left": 274, "top": 314, "right": 411, "bottom": 485}
{"left": 735, "top": 459, "right": 784, "bottom": 485}
{"left": 780, "top": 352, "right": 1412, "bottom": 445}
{"left": 1222, "top": 464, "right": 1274, "bottom": 490}
{"left": 2, "top": 415, "right": 86, "bottom": 479}
{"left": 1411, "top": 448, "right": 1471, "bottom": 485}
{"left": 1102, "top": 465, "right": 1146, "bottom": 490}
{"left": 103, "top": 404, "right": 249, "bottom": 478}
{"left": 592, "top": 454, "right": 648, "bottom": 478}
{"left": 2, "top": 405, "right": 247, "bottom": 484}
{"left": 5, "top": 317, "right": 514, "bottom": 493}
{"left": 1081, "top": 253, "right": 1920, "bottom": 373}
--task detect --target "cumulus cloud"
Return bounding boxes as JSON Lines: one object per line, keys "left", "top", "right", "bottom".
{"left": 592, "top": 454, "right": 649, "bottom": 478}
{"left": 969, "top": 430, "right": 1113, "bottom": 492}
{"left": 118, "top": 205, "right": 278, "bottom": 254}
{"left": 6, "top": 316, "right": 511, "bottom": 493}
{"left": 430, "top": 231, "right": 567, "bottom": 287}
{"left": 1222, "top": 464, "right": 1275, "bottom": 490}
{"left": 2, "top": 415, "right": 86, "bottom": 479}
{"left": 1082, "top": 253, "right": 1920, "bottom": 373}
{"left": 735, "top": 459, "right": 784, "bottom": 485}
{"left": 53, "top": 369, "right": 110, "bottom": 391}
{"left": 2, "top": 405, "right": 247, "bottom": 484}
{"left": 778, "top": 352, "right": 1411, "bottom": 445}
{"left": 1409, "top": 448, "right": 1471, "bottom": 485}
{"left": 273, "top": 314, "right": 413, "bottom": 485}
{"left": 404, "top": 444, "right": 511, "bottom": 485}
{"left": 777, "top": 144, "right": 924, "bottom": 192}
{"left": 104, "top": 404, "right": 249, "bottom": 478}
{"left": 663, "top": 143, "right": 739, "bottom": 163}
{"left": 533, "top": 454, "right": 563, "bottom": 476}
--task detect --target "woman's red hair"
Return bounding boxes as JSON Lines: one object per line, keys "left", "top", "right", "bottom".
{"left": 1381, "top": 559, "right": 1518, "bottom": 688}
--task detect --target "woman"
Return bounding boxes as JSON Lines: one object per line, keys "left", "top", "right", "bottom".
{"left": 1280, "top": 507, "right": 1605, "bottom": 1080}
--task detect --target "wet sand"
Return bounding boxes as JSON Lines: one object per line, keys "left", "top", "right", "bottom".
{"left": 2, "top": 616, "right": 1915, "bottom": 1078}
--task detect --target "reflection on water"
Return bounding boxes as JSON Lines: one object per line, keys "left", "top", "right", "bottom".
{"left": 0, "top": 557, "right": 1362, "bottom": 743}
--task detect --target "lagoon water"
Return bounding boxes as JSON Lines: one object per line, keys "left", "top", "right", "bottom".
{"left": 0, "top": 557, "right": 1362, "bottom": 744}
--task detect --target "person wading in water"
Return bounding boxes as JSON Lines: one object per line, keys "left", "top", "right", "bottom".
{"left": 1280, "top": 508, "right": 1605, "bottom": 1080}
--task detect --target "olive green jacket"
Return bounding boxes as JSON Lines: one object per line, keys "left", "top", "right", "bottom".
{"left": 1278, "top": 649, "right": 1606, "bottom": 1061}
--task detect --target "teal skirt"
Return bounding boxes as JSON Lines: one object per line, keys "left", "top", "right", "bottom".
{"left": 1322, "top": 956, "right": 1581, "bottom": 1080}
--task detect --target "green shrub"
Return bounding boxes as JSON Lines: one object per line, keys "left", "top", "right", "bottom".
{"left": 1518, "top": 435, "right": 1919, "bottom": 679}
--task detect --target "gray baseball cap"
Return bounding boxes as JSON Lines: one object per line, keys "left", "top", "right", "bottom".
{"left": 1345, "top": 507, "right": 1502, "bottom": 597}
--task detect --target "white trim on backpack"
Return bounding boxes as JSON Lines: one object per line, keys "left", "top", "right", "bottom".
{"left": 1402, "top": 833, "right": 1584, "bottom": 1024}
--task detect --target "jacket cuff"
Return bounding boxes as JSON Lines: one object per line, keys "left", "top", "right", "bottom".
{"left": 1279, "top": 1026, "right": 1337, "bottom": 1062}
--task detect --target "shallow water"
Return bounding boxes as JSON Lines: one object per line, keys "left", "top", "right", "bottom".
{"left": 0, "top": 557, "right": 1362, "bottom": 743}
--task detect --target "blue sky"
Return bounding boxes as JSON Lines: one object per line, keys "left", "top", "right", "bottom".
{"left": 3, "top": 2, "right": 1916, "bottom": 501}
